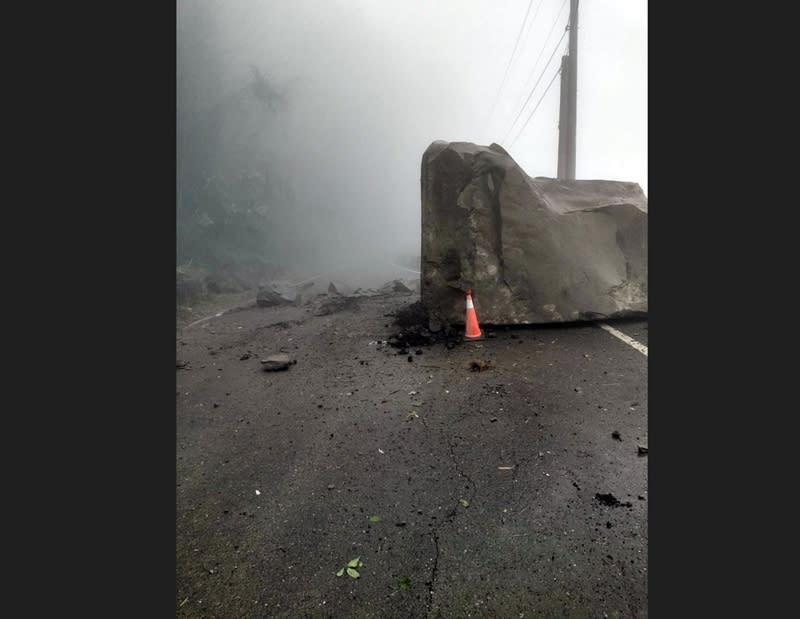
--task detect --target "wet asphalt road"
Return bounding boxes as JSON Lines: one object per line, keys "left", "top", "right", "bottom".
{"left": 176, "top": 293, "right": 647, "bottom": 618}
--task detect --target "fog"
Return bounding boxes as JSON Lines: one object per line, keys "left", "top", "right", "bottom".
{"left": 177, "top": 0, "right": 646, "bottom": 286}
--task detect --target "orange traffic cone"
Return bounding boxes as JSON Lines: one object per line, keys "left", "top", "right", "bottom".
{"left": 464, "top": 288, "right": 484, "bottom": 340}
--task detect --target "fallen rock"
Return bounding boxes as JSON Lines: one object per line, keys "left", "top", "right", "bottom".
{"left": 637, "top": 445, "right": 648, "bottom": 455}
{"left": 261, "top": 353, "right": 294, "bottom": 371}
{"left": 420, "top": 141, "right": 647, "bottom": 324}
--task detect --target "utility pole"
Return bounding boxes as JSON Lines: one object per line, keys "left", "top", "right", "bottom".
{"left": 557, "top": 55, "right": 570, "bottom": 179}
{"left": 557, "top": 0, "right": 579, "bottom": 180}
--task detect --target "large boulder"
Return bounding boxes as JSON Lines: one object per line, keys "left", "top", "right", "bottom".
{"left": 421, "top": 141, "right": 647, "bottom": 325}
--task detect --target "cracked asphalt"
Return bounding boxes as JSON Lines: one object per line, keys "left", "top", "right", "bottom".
{"left": 176, "top": 292, "right": 647, "bottom": 618}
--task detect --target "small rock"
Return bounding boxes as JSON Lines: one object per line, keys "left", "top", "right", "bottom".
{"left": 611, "top": 430, "right": 622, "bottom": 441}
{"left": 469, "top": 359, "right": 493, "bottom": 372}
{"left": 637, "top": 445, "right": 648, "bottom": 455}
{"left": 261, "top": 353, "right": 292, "bottom": 371}
{"left": 256, "top": 284, "right": 293, "bottom": 307}
{"left": 407, "top": 355, "right": 413, "bottom": 363}
{"left": 415, "top": 349, "right": 423, "bottom": 355}
{"left": 327, "top": 484, "right": 335, "bottom": 490}
{"left": 239, "top": 353, "right": 251, "bottom": 361}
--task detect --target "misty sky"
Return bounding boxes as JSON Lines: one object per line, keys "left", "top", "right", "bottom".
{"left": 180, "top": 0, "right": 646, "bottom": 267}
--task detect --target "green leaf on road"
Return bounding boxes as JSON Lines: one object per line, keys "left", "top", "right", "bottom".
{"left": 399, "top": 578, "right": 411, "bottom": 590}
{"left": 368, "top": 515, "right": 381, "bottom": 523}
{"left": 336, "top": 568, "right": 344, "bottom": 577}
{"left": 346, "top": 567, "right": 360, "bottom": 578}
{"left": 347, "top": 557, "right": 361, "bottom": 567}
{"left": 459, "top": 499, "right": 470, "bottom": 508}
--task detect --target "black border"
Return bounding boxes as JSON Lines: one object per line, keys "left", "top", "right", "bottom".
{"left": 648, "top": 2, "right": 784, "bottom": 617}
{"left": 13, "top": 2, "right": 178, "bottom": 614}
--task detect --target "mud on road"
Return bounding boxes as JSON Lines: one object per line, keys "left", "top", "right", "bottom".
{"left": 176, "top": 292, "right": 647, "bottom": 618}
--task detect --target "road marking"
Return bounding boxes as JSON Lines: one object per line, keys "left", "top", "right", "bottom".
{"left": 597, "top": 323, "right": 648, "bottom": 357}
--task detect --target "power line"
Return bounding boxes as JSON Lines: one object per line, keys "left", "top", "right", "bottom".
{"left": 502, "top": 29, "right": 568, "bottom": 144}
{"left": 509, "top": 65, "right": 562, "bottom": 147}
{"left": 520, "top": 0, "right": 546, "bottom": 50}
{"left": 484, "top": 0, "right": 536, "bottom": 130}
{"left": 520, "top": 0, "right": 569, "bottom": 97}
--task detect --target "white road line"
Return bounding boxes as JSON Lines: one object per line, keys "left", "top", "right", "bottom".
{"left": 597, "top": 322, "right": 648, "bottom": 357}
{"left": 184, "top": 311, "right": 227, "bottom": 329}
